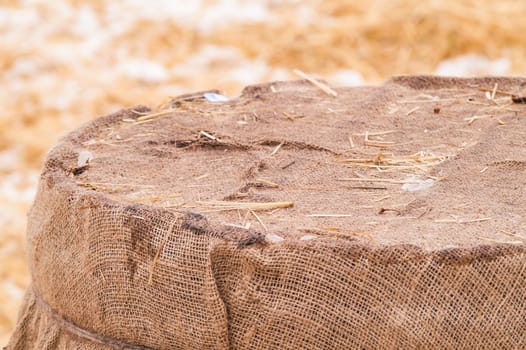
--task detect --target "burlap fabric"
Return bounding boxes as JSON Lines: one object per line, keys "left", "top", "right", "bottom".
{"left": 6, "top": 76, "right": 526, "bottom": 349}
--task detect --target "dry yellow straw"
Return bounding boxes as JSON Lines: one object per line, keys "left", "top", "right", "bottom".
{"left": 293, "top": 69, "right": 338, "bottom": 97}
{"left": 195, "top": 201, "right": 294, "bottom": 212}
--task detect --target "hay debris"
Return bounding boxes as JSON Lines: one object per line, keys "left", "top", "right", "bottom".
{"left": 270, "top": 142, "right": 284, "bottom": 156}
{"left": 136, "top": 108, "right": 176, "bottom": 122}
{"left": 293, "top": 69, "right": 338, "bottom": 97}
{"left": 255, "top": 178, "right": 280, "bottom": 188}
{"left": 354, "top": 130, "right": 399, "bottom": 137}
{"left": 127, "top": 195, "right": 181, "bottom": 203}
{"left": 194, "top": 173, "right": 210, "bottom": 180}
{"left": 348, "top": 135, "right": 355, "bottom": 148}
{"left": 405, "top": 106, "right": 420, "bottom": 116}
{"left": 199, "top": 130, "right": 217, "bottom": 140}
{"left": 338, "top": 152, "right": 447, "bottom": 172}
{"left": 434, "top": 217, "right": 492, "bottom": 224}
{"left": 250, "top": 209, "right": 268, "bottom": 231}
{"left": 163, "top": 202, "right": 186, "bottom": 209}
{"left": 192, "top": 201, "right": 294, "bottom": 212}
{"left": 346, "top": 186, "right": 387, "bottom": 190}
{"left": 477, "top": 236, "right": 523, "bottom": 245}
{"left": 77, "top": 182, "right": 155, "bottom": 190}
{"left": 337, "top": 178, "right": 416, "bottom": 184}
{"left": 306, "top": 214, "right": 355, "bottom": 217}
{"left": 320, "top": 226, "right": 374, "bottom": 241}
{"left": 281, "top": 160, "right": 296, "bottom": 169}
{"left": 478, "top": 87, "right": 515, "bottom": 97}
{"left": 399, "top": 93, "right": 478, "bottom": 104}
{"left": 464, "top": 114, "right": 492, "bottom": 125}
{"left": 498, "top": 231, "right": 526, "bottom": 243}
{"left": 148, "top": 220, "right": 177, "bottom": 285}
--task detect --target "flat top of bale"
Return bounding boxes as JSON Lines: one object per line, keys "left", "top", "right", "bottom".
{"left": 50, "top": 76, "right": 526, "bottom": 250}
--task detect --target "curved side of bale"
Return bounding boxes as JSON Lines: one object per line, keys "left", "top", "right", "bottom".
{"left": 7, "top": 76, "right": 526, "bottom": 349}
{"left": 7, "top": 169, "right": 526, "bottom": 349}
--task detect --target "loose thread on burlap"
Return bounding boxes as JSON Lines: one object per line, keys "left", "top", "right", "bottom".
{"left": 148, "top": 220, "right": 177, "bottom": 285}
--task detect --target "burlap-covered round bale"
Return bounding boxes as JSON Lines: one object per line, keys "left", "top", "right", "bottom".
{"left": 7, "top": 76, "right": 526, "bottom": 349}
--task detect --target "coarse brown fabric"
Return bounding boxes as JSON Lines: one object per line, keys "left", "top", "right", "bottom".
{"left": 6, "top": 76, "right": 526, "bottom": 349}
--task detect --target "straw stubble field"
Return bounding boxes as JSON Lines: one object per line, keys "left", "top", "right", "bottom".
{"left": 1, "top": 0, "right": 526, "bottom": 344}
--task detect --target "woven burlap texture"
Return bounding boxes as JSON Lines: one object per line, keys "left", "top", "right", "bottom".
{"left": 7, "top": 76, "right": 526, "bottom": 349}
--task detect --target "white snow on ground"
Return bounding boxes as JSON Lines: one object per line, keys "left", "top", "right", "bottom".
{"left": 172, "top": 45, "right": 246, "bottom": 73}
{"left": 330, "top": 69, "right": 365, "bottom": 86}
{"left": 105, "top": 0, "right": 272, "bottom": 32}
{"left": 2, "top": 280, "right": 24, "bottom": 301}
{"left": 266, "top": 233, "right": 285, "bottom": 243}
{"left": 435, "top": 54, "right": 510, "bottom": 76}
{"left": 70, "top": 5, "right": 100, "bottom": 37}
{"left": 118, "top": 59, "right": 170, "bottom": 83}
{"left": 0, "top": 149, "right": 39, "bottom": 226}
{"left": 171, "top": 45, "right": 274, "bottom": 86}
{"left": 116, "top": 0, "right": 204, "bottom": 23}
{"left": 197, "top": 0, "right": 270, "bottom": 31}
{"left": 0, "top": 170, "right": 38, "bottom": 244}
{"left": 401, "top": 176, "right": 435, "bottom": 192}
{"left": 0, "top": 150, "right": 20, "bottom": 172}
{"left": 229, "top": 60, "right": 270, "bottom": 85}
{"left": 0, "top": 172, "right": 38, "bottom": 204}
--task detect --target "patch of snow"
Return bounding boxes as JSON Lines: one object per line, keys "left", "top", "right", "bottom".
{"left": 266, "top": 233, "right": 285, "bottom": 243}
{"left": 6, "top": 59, "right": 40, "bottom": 78}
{"left": 77, "top": 150, "right": 93, "bottom": 167}
{"left": 198, "top": 0, "right": 270, "bottom": 31}
{"left": 118, "top": 59, "right": 169, "bottom": 83}
{"left": 172, "top": 45, "right": 268, "bottom": 85}
{"left": 0, "top": 7, "right": 40, "bottom": 29}
{"left": 42, "top": 79, "right": 83, "bottom": 111}
{"left": 71, "top": 5, "right": 100, "bottom": 38}
{"left": 300, "top": 234, "right": 317, "bottom": 241}
{"left": 331, "top": 69, "right": 365, "bottom": 86}
{"left": 269, "top": 68, "right": 291, "bottom": 81}
{"left": 0, "top": 149, "right": 20, "bottom": 171}
{"left": 121, "top": 0, "right": 203, "bottom": 23}
{"left": 229, "top": 60, "right": 269, "bottom": 85}
{"left": 173, "top": 45, "right": 244, "bottom": 71}
{"left": 435, "top": 54, "right": 510, "bottom": 76}
{"left": 2, "top": 279, "right": 24, "bottom": 300}
{"left": 401, "top": 176, "right": 435, "bottom": 192}
{"left": 203, "top": 92, "right": 229, "bottom": 102}
{"left": 0, "top": 171, "right": 38, "bottom": 203}
{"left": 291, "top": 3, "right": 317, "bottom": 25}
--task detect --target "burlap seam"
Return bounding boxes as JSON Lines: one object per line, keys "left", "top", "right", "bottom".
{"left": 34, "top": 286, "right": 158, "bottom": 350}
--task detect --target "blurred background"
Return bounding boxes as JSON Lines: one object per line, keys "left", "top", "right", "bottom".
{"left": 1, "top": 0, "right": 525, "bottom": 344}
